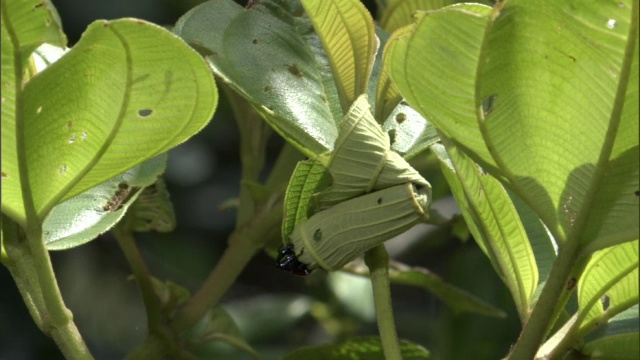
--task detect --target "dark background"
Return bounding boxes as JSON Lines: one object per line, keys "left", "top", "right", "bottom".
{"left": 0, "top": 1, "right": 520, "bottom": 359}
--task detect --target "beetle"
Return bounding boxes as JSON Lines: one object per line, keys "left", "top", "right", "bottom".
{"left": 276, "top": 244, "right": 311, "bottom": 276}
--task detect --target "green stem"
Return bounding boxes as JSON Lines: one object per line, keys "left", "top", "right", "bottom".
{"left": 112, "top": 225, "right": 163, "bottom": 330}
{"left": 365, "top": 245, "right": 402, "bottom": 360}
{"left": 112, "top": 224, "right": 187, "bottom": 359}
{"left": 506, "top": 241, "right": 580, "bottom": 360}
{"left": 2, "top": 215, "right": 46, "bottom": 330}
{"left": 1, "top": 216, "right": 93, "bottom": 360}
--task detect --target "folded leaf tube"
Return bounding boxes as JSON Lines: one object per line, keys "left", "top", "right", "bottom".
{"left": 281, "top": 182, "right": 430, "bottom": 273}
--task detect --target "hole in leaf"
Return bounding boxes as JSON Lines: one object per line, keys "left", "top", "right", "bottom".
{"left": 37, "top": 106, "right": 43, "bottom": 114}
{"left": 313, "top": 229, "right": 322, "bottom": 241}
{"left": 138, "top": 109, "right": 153, "bottom": 117}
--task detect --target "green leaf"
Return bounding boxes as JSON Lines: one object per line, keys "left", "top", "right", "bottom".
{"left": 316, "top": 95, "right": 430, "bottom": 211}
{"left": 478, "top": 0, "right": 638, "bottom": 249}
{"left": 581, "top": 305, "right": 639, "bottom": 359}
{"left": 379, "top": 0, "right": 458, "bottom": 33}
{"left": 387, "top": 261, "right": 506, "bottom": 318}
{"left": 387, "top": 4, "right": 497, "bottom": 172}
{"left": 1, "top": 0, "right": 67, "bottom": 224}
{"left": 431, "top": 142, "right": 539, "bottom": 322}
{"left": 301, "top": 0, "right": 377, "bottom": 112}
{"left": 580, "top": 23, "right": 639, "bottom": 254}
{"left": 576, "top": 240, "right": 639, "bottom": 337}
{"left": 2, "top": 18, "right": 217, "bottom": 226}
{"left": 43, "top": 154, "right": 167, "bottom": 250}
{"left": 174, "top": 0, "right": 340, "bottom": 157}
{"left": 282, "top": 158, "right": 332, "bottom": 243}
{"left": 389, "top": 0, "right": 639, "bottom": 250}
{"left": 283, "top": 336, "right": 429, "bottom": 360}
{"left": 375, "top": 25, "right": 404, "bottom": 124}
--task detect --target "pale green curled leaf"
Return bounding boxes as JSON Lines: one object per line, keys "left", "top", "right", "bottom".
{"left": 2, "top": 18, "right": 217, "bottom": 226}
{"left": 576, "top": 240, "right": 639, "bottom": 338}
{"left": 431, "top": 142, "right": 538, "bottom": 322}
{"left": 282, "top": 158, "right": 331, "bottom": 243}
{"left": 301, "top": 0, "right": 378, "bottom": 112}
{"left": 126, "top": 177, "right": 176, "bottom": 233}
{"left": 477, "top": 0, "right": 638, "bottom": 248}
{"left": 283, "top": 336, "right": 429, "bottom": 360}
{"left": 316, "top": 95, "right": 430, "bottom": 211}
{"left": 386, "top": 261, "right": 506, "bottom": 318}
{"left": 43, "top": 154, "right": 167, "bottom": 250}
{"left": 174, "top": 0, "right": 340, "bottom": 158}
{"left": 379, "top": 0, "right": 458, "bottom": 33}
{"left": 293, "top": 183, "right": 429, "bottom": 271}
{"left": 581, "top": 305, "right": 639, "bottom": 359}
{"left": 1, "top": 0, "right": 66, "bottom": 225}
{"left": 185, "top": 307, "right": 259, "bottom": 360}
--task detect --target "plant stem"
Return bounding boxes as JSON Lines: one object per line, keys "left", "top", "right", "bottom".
{"left": 1, "top": 215, "right": 93, "bottom": 360}
{"left": 365, "top": 244, "right": 402, "bottom": 360}
{"left": 113, "top": 225, "right": 162, "bottom": 328}
{"left": 170, "top": 199, "right": 283, "bottom": 335}
{"left": 506, "top": 241, "right": 580, "bottom": 360}
{"left": 112, "top": 224, "right": 184, "bottom": 356}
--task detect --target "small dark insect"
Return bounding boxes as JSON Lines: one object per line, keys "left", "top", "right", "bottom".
{"left": 276, "top": 244, "right": 311, "bottom": 276}
{"left": 103, "top": 183, "right": 132, "bottom": 212}
{"left": 566, "top": 277, "right": 577, "bottom": 290}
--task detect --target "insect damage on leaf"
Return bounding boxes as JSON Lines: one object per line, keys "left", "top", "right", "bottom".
{"left": 103, "top": 182, "right": 135, "bottom": 212}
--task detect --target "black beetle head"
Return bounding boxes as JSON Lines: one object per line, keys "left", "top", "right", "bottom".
{"left": 276, "top": 244, "right": 311, "bottom": 276}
